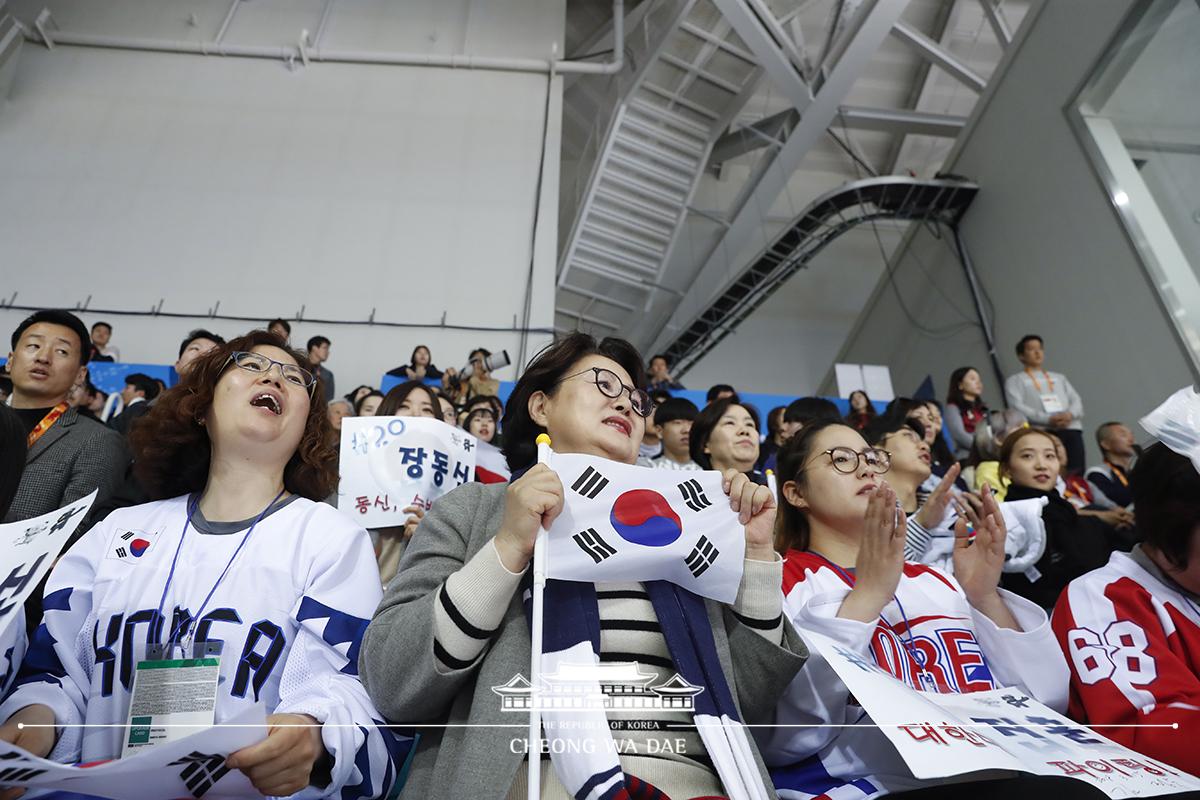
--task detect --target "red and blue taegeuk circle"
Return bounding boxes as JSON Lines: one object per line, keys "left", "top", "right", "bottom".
{"left": 609, "top": 490, "right": 682, "bottom": 547}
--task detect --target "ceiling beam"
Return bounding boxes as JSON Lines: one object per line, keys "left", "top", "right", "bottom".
{"left": 880, "top": 0, "right": 956, "bottom": 174}
{"left": 643, "top": 0, "right": 912, "bottom": 353}
{"left": 710, "top": 0, "right": 813, "bottom": 114}
{"left": 836, "top": 105, "right": 967, "bottom": 137}
{"left": 979, "top": 0, "right": 1012, "bottom": 48}
{"left": 889, "top": 21, "right": 987, "bottom": 93}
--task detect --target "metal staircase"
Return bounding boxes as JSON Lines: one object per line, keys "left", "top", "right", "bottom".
{"left": 556, "top": 0, "right": 766, "bottom": 335}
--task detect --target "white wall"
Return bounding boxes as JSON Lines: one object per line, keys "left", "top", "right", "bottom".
{"left": 0, "top": 0, "right": 564, "bottom": 391}
{"left": 831, "top": 0, "right": 1199, "bottom": 465}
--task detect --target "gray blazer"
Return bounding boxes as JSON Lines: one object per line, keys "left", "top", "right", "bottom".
{"left": 4, "top": 407, "right": 130, "bottom": 527}
{"left": 360, "top": 481, "right": 807, "bottom": 799}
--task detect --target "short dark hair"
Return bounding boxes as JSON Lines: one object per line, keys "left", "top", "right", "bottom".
{"left": 124, "top": 372, "right": 160, "bottom": 400}
{"left": 650, "top": 388, "right": 673, "bottom": 405}
{"left": 774, "top": 419, "right": 851, "bottom": 553}
{"left": 653, "top": 397, "right": 699, "bottom": 427}
{"left": 784, "top": 396, "right": 840, "bottom": 425}
{"left": 178, "top": 329, "right": 225, "bottom": 358}
{"left": 11, "top": 309, "right": 91, "bottom": 366}
{"left": 91, "top": 321, "right": 112, "bottom": 333}
{"left": 268, "top": 318, "right": 291, "bottom": 334}
{"left": 466, "top": 394, "right": 503, "bottom": 419}
{"left": 650, "top": 354, "right": 669, "bottom": 366}
{"left": 1132, "top": 443, "right": 1200, "bottom": 570}
{"left": 862, "top": 413, "right": 922, "bottom": 449}
{"left": 1016, "top": 334, "right": 1042, "bottom": 357}
{"left": 1095, "top": 421, "right": 1125, "bottom": 452}
{"left": 706, "top": 384, "right": 738, "bottom": 404}
{"left": 689, "top": 398, "right": 759, "bottom": 470}
{"left": 307, "top": 336, "right": 330, "bottom": 352}
{"left": 502, "top": 333, "right": 646, "bottom": 472}
{"left": 354, "top": 390, "right": 384, "bottom": 416}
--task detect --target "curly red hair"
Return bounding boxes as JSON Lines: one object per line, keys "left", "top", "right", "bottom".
{"left": 130, "top": 330, "right": 337, "bottom": 501}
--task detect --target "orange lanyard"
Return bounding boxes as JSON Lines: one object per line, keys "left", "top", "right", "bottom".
{"left": 27, "top": 403, "right": 68, "bottom": 448}
{"left": 1025, "top": 368, "right": 1054, "bottom": 393}
{"left": 1105, "top": 461, "right": 1129, "bottom": 488}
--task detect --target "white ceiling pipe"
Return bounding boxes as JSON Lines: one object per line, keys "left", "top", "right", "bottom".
{"left": 25, "top": 0, "right": 624, "bottom": 75}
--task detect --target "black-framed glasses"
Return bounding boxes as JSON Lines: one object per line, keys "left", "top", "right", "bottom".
{"left": 806, "top": 446, "right": 891, "bottom": 475}
{"left": 559, "top": 367, "right": 654, "bottom": 418}
{"left": 226, "top": 351, "right": 316, "bottom": 392}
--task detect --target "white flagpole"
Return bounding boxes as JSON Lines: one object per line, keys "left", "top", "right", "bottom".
{"left": 528, "top": 433, "right": 552, "bottom": 800}
{"left": 766, "top": 469, "right": 778, "bottom": 500}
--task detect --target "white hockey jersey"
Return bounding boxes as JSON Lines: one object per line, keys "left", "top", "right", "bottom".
{"left": 0, "top": 495, "right": 411, "bottom": 799}
{"left": 762, "top": 550, "right": 1069, "bottom": 799}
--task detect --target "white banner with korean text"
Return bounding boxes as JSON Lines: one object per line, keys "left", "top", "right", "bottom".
{"left": 805, "top": 630, "right": 1200, "bottom": 798}
{"left": 338, "top": 416, "right": 477, "bottom": 527}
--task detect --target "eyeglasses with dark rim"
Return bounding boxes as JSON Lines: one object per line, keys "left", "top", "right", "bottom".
{"left": 225, "top": 351, "right": 316, "bottom": 394}
{"left": 558, "top": 367, "right": 654, "bottom": 418}
{"left": 804, "top": 446, "right": 892, "bottom": 475}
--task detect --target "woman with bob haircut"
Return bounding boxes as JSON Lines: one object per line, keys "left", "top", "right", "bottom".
{"left": 359, "top": 332, "right": 806, "bottom": 800}
{"left": 689, "top": 397, "right": 766, "bottom": 484}
{"left": 761, "top": 419, "right": 1078, "bottom": 800}
{"left": 0, "top": 330, "right": 405, "bottom": 799}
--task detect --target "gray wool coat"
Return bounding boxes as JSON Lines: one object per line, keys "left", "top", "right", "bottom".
{"left": 359, "top": 480, "right": 808, "bottom": 799}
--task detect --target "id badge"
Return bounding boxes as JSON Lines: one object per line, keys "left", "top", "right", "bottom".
{"left": 123, "top": 641, "right": 222, "bottom": 758}
{"left": 1039, "top": 393, "right": 1065, "bottom": 414}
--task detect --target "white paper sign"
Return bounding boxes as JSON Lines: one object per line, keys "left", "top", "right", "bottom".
{"left": 0, "top": 491, "right": 98, "bottom": 690}
{"left": 338, "top": 416, "right": 477, "bottom": 527}
{"left": 806, "top": 630, "right": 1200, "bottom": 798}
{"left": 0, "top": 703, "right": 266, "bottom": 799}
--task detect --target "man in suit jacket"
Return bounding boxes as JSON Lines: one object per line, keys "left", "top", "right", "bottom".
{"left": 107, "top": 372, "right": 160, "bottom": 436}
{"left": 5, "top": 310, "right": 130, "bottom": 526}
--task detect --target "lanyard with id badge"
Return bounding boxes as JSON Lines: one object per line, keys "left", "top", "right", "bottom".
{"left": 122, "top": 489, "right": 285, "bottom": 757}
{"left": 1026, "top": 369, "right": 1065, "bottom": 414}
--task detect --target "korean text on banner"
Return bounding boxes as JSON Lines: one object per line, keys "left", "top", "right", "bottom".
{"left": 338, "top": 416, "right": 477, "bottom": 528}
{"left": 0, "top": 703, "right": 266, "bottom": 799}
{"left": 805, "top": 629, "right": 1200, "bottom": 798}
{"left": 543, "top": 451, "right": 745, "bottom": 603}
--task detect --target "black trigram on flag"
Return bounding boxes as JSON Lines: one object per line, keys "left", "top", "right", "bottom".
{"left": 685, "top": 535, "right": 719, "bottom": 578}
{"left": 120, "top": 530, "right": 136, "bottom": 540}
{"left": 573, "top": 528, "right": 617, "bottom": 564}
{"left": 115, "top": 547, "right": 128, "bottom": 558}
{"left": 678, "top": 479, "right": 712, "bottom": 512}
{"left": 572, "top": 466, "right": 609, "bottom": 499}
{"left": 168, "top": 751, "right": 231, "bottom": 798}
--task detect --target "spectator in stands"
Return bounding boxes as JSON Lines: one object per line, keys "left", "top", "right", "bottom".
{"left": 435, "top": 393, "right": 457, "bottom": 426}
{"left": 1086, "top": 421, "right": 1136, "bottom": 510}
{"left": 646, "top": 353, "right": 684, "bottom": 392}
{"left": 345, "top": 384, "right": 374, "bottom": 408}
{"left": 1052, "top": 441, "right": 1200, "bottom": 775}
{"left": 705, "top": 384, "right": 738, "bottom": 405}
{"left": 328, "top": 398, "right": 352, "bottom": 439}
{"left": 108, "top": 373, "right": 160, "bottom": 436}
{"left": 0, "top": 375, "right": 11, "bottom": 404}
{"left": 972, "top": 408, "right": 1029, "bottom": 498}
{"left": 4, "top": 310, "right": 129, "bottom": 526}
{"left": 67, "top": 380, "right": 105, "bottom": 421}
{"left": 648, "top": 397, "right": 699, "bottom": 471}
{"left": 465, "top": 407, "right": 495, "bottom": 444}
{"left": 305, "top": 336, "right": 335, "bottom": 402}
{"left": 267, "top": 318, "right": 291, "bottom": 343}
{"left": 1051, "top": 433, "right": 1135, "bottom": 537}
{"left": 780, "top": 396, "right": 840, "bottom": 441}
{"left": 1005, "top": 334, "right": 1086, "bottom": 475}
{"left": 373, "top": 380, "right": 445, "bottom": 584}
{"left": 843, "top": 390, "right": 875, "bottom": 431}
{"left": 639, "top": 401, "right": 664, "bottom": 462}
{"left": 445, "top": 348, "right": 500, "bottom": 404}
{"left": 757, "top": 405, "right": 787, "bottom": 472}
{"left": 360, "top": 332, "right": 802, "bottom": 799}
{"left": 766, "top": 419, "right": 1075, "bottom": 800}
{"left": 88, "top": 321, "right": 118, "bottom": 363}
{"left": 998, "top": 428, "right": 1112, "bottom": 609}
{"left": 355, "top": 390, "right": 384, "bottom": 417}
{"left": 387, "top": 344, "right": 444, "bottom": 382}
{"left": 945, "top": 366, "right": 988, "bottom": 463}
{"left": 862, "top": 414, "right": 960, "bottom": 562}
{"left": 690, "top": 397, "right": 763, "bottom": 483}
{"left": 175, "top": 329, "right": 225, "bottom": 377}
{"left": 0, "top": 405, "right": 26, "bottom": 519}
{"left": 0, "top": 330, "right": 403, "bottom": 798}
{"left": 922, "top": 399, "right": 958, "bottom": 477}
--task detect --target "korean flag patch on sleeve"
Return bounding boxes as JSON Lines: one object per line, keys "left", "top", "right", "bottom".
{"left": 108, "top": 529, "right": 161, "bottom": 562}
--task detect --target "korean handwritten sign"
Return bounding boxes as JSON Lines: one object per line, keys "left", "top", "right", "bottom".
{"left": 805, "top": 629, "right": 1200, "bottom": 798}
{"left": 338, "top": 416, "right": 477, "bottom": 528}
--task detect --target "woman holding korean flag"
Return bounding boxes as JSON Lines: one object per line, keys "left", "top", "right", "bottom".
{"left": 0, "top": 330, "right": 405, "bottom": 800}
{"left": 761, "top": 419, "right": 1100, "bottom": 800}
{"left": 360, "top": 333, "right": 807, "bottom": 800}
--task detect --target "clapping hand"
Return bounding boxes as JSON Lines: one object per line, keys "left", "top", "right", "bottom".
{"left": 839, "top": 483, "right": 906, "bottom": 623}
{"left": 952, "top": 485, "right": 1021, "bottom": 629}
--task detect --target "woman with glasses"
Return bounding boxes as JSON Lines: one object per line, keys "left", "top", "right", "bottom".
{"left": 689, "top": 397, "right": 766, "bottom": 484}
{"left": 761, "top": 419, "right": 1076, "bottom": 800}
{"left": 0, "top": 331, "right": 404, "bottom": 799}
{"left": 359, "top": 332, "right": 806, "bottom": 800}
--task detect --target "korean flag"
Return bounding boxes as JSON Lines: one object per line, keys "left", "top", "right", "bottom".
{"left": 544, "top": 451, "right": 746, "bottom": 603}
